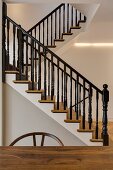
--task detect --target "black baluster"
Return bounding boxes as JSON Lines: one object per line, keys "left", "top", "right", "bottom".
{"left": 61, "top": 70, "right": 64, "bottom": 103}
{"left": 57, "top": 60, "right": 59, "bottom": 110}
{"left": 43, "top": 21, "right": 44, "bottom": 45}
{"left": 2, "top": 2, "right": 7, "bottom": 82}
{"left": 76, "top": 75, "right": 79, "bottom": 120}
{"left": 13, "top": 25, "right": 16, "bottom": 69}
{"left": 48, "top": 60, "right": 50, "bottom": 96}
{"left": 95, "top": 90, "right": 99, "bottom": 139}
{"left": 38, "top": 45, "right": 41, "bottom": 90}
{"left": 22, "top": 33, "right": 24, "bottom": 73}
{"left": 64, "top": 65, "right": 67, "bottom": 110}
{"left": 51, "top": 55, "right": 54, "bottom": 100}
{"left": 59, "top": 7, "right": 61, "bottom": 39}
{"left": 51, "top": 15, "right": 53, "bottom": 45}
{"left": 25, "top": 35, "right": 28, "bottom": 80}
{"left": 67, "top": 4, "right": 69, "bottom": 33}
{"left": 80, "top": 12, "right": 81, "bottom": 21}
{"left": 71, "top": 6, "right": 73, "bottom": 26}
{"left": 82, "top": 79, "right": 86, "bottom": 129}
{"left": 63, "top": 4, "right": 65, "bottom": 33}
{"left": 17, "top": 27, "right": 23, "bottom": 80}
{"left": 70, "top": 70, "right": 72, "bottom": 120}
{"left": 102, "top": 84, "right": 109, "bottom": 146}
{"left": 79, "top": 85, "right": 81, "bottom": 117}
{"left": 75, "top": 9, "right": 77, "bottom": 26}
{"left": 66, "top": 75, "right": 68, "bottom": 107}
{"left": 39, "top": 24, "right": 40, "bottom": 42}
{"left": 88, "top": 85, "right": 93, "bottom": 129}
{"left": 31, "top": 39, "right": 35, "bottom": 89}
{"left": 35, "top": 51, "right": 37, "bottom": 83}
{"left": 43, "top": 49, "right": 47, "bottom": 100}
{"left": 84, "top": 16, "right": 86, "bottom": 22}
{"left": 55, "top": 11, "right": 57, "bottom": 39}
{"left": 75, "top": 80, "right": 77, "bottom": 112}
{"left": 34, "top": 29, "right": 37, "bottom": 83}
{"left": 7, "top": 19, "right": 10, "bottom": 70}
{"left": 47, "top": 18, "right": 48, "bottom": 46}
{"left": 31, "top": 30, "right": 32, "bottom": 36}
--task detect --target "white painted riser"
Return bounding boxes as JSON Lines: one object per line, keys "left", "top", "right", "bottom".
{"left": 6, "top": 74, "right": 103, "bottom": 146}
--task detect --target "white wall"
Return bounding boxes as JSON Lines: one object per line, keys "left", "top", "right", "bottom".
{"left": 0, "top": 0, "right": 2, "bottom": 146}
{"left": 7, "top": 3, "right": 60, "bottom": 30}
{"left": 3, "top": 84, "right": 86, "bottom": 146}
{"left": 61, "top": 21, "right": 113, "bottom": 120}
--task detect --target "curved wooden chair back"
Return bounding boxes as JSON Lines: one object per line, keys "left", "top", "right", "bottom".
{"left": 9, "top": 132, "right": 64, "bottom": 146}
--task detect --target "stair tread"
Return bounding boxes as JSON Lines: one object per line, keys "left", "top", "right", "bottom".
{"left": 5, "top": 70, "right": 19, "bottom": 74}
{"left": 70, "top": 26, "right": 81, "bottom": 29}
{"left": 62, "top": 33, "right": 73, "bottom": 35}
{"left": 77, "top": 129, "right": 94, "bottom": 132}
{"left": 13, "top": 80, "right": 31, "bottom": 83}
{"left": 90, "top": 139, "right": 103, "bottom": 142}
{"left": 26, "top": 90, "right": 44, "bottom": 93}
{"left": 51, "top": 109, "right": 68, "bottom": 113}
{"left": 64, "top": 119, "right": 81, "bottom": 123}
{"left": 39, "top": 99, "right": 55, "bottom": 103}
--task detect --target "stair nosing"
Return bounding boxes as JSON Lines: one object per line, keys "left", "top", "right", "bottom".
{"left": 38, "top": 100, "right": 55, "bottom": 103}
{"left": 70, "top": 26, "right": 81, "bottom": 29}
{"left": 90, "top": 139, "right": 103, "bottom": 142}
{"left": 51, "top": 109, "right": 68, "bottom": 113}
{"left": 77, "top": 129, "right": 94, "bottom": 132}
{"left": 25, "top": 90, "right": 44, "bottom": 93}
{"left": 62, "top": 33, "right": 73, "bottom": 35}
{"left": 64, "top": 119, "right": 81, "bottom": 123}
{"left": 5, "top": 71, "right": 19, "bottom": 74}
{"left": 13, "top": 80, "right": 31, "bottom": 84}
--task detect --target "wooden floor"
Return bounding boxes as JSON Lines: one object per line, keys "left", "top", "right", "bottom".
{"left": 0, "top": 146, "right": 113, "bottom": 170}
{"left": 108, "top": 122, "right": 113, "bottom": 146}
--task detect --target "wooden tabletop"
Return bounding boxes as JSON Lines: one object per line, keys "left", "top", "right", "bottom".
{"left": 0, "top": 146, "right": 113, "bottom": 170}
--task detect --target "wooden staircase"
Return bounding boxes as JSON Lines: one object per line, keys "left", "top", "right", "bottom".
{"left": 2, "top": 2, "right": 109, "bottom": 146}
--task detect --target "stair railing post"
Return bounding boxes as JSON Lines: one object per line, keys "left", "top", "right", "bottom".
{"left": 2, "top": 2, "right": 7, "bottom": 82}
{"left": 31, "top": 39, "right": 35, "bottom": 90}
{"left": 88, "top": 85, "right": 93, "bottom": 129}
{"left": 102, "top": 84, "right": 109, "bottom": 146}
{"left": 17, "top": 25, "right": 24, "bottom": 80}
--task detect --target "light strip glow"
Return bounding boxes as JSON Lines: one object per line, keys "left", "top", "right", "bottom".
{"left": 74, "top": 43, "right": 113, "bottom": 47}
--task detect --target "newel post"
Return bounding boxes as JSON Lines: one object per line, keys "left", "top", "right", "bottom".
{"left": 102, "top": 84, "right": 109, "bottom": 146}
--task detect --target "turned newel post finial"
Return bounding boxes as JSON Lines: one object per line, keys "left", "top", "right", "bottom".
{"left": 102, "top": 84, "right": 109, "bottom": 146}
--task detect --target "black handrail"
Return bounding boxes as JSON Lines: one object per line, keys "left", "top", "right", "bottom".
{"left": 6, "top": 16, "right": 102, "bottom": 94}
{"left": 28, "top": 3, "right": 64, "bottom": 33}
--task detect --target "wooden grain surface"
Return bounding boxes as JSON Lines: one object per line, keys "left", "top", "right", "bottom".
{"left": 0, "top": 146, "right": 113, "bottom": 170}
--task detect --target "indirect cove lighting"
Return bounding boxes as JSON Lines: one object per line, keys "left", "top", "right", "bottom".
{"left": 74, "top": 43, "right": 113, "bottom": 47}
